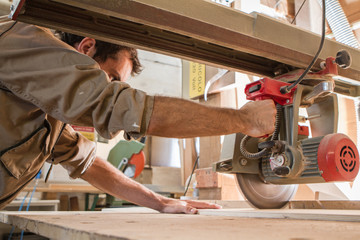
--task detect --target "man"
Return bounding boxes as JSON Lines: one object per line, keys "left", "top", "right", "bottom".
{"left": 0, "top": 16, "right": 276, "bottom": 213}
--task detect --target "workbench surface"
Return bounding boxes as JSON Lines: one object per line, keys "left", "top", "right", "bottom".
{"left": 1, "top": 208, "right": 360, "bottom": 240}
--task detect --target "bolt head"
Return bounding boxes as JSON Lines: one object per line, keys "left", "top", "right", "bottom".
{"left": 240, "top": 158, "right": 248, "bottom": 166}
{"left": 275, "top": 155, "right": 285, "bottom": 165}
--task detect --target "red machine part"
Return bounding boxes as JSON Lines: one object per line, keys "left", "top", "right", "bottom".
{"left": 129, "top": 151, "right": 145, "bottom": 179}
{"left": 274, "top": 57, "right": 338, "bottom": 83}
{"left": 245, "top": 78, "right": 296, "bottom": 105}
{"left": 318, "top": 133, "right": 359, "bottom": 182}
{"left": 315, "top": 57, "right": 338, "bottom": 76}
{"left": 298, "top": 125, "right": 309, "bottom": 136}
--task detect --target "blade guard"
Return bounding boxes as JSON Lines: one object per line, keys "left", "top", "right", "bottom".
{"left": 245, "top": 78, "right": 296, "bottom": 105}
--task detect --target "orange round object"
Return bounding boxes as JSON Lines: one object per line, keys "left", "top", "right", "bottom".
{"left": 129, "top": 151, "right": 145, "bottom": 179}
{"left": 318, "top": 133, "right": 359, "bottom": 182}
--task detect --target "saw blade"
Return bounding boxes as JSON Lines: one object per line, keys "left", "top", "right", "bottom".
{"left": 236, "top": 173, "right": 298, "bottom": 209}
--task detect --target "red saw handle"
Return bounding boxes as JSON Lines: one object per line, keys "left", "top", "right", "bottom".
{"left": 244, "top": 78, "right": 296, "bottom": 138}
{"left": 245, "top": 78, "right": 296, "bottom": 105}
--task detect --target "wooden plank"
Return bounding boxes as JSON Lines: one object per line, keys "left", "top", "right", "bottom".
{"left": 199, "top": 93, "right": 221, "bottom": 169}
{"left": 338, "top": 96, "right": 357, "bottom": 145}
{"left": 42, "top": 192, "right": 57, "bottom": 200}
{"left": 198, "top": 200, "right": 252, "bottom": 209}
{"left": 4, "top": 200, "right": 59, "bottom": 211}
{"left": 142, "top": 136, "right": 152, "bottom": 166}
{"left": 199, "top": 208, "right": 360, "bottom": 222}
{"left": 69, "top": 197, "right": 80, "bottom": 211}
{"left": 59, "top": 195, "right": 69, "bottom": 211}
{"left": 24, "top": 184, "right": 103, "bottom": 194}
{"left": 179, "top": 138, "right": 197, "bottom": 186}
{"left": 199, "top": 136, "right": 221, "bottom": 168}
{"left": 1, "top": 209, "right": 360, "bottom": 240}
{"left": 289, "top": 200, "right": 360, "bottom": 210}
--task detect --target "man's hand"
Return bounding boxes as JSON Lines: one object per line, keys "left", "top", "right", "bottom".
{"left": 160, "top": 198, "right": 222, "bottom": 214}
{"left": 238, "top": 99, "right": 277, "bottom": 137}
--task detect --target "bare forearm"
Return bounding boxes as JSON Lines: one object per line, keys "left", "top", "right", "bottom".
{"left": 147, "top": 96, "right": 245, "bottom": 138}
{"left": 81, "top": 156, "right": 166, "bottom": 212}
{"left": 147, "top": 96, "right": 276, "bottom": 138}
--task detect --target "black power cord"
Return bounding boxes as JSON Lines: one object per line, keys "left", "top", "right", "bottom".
{"left": 183, "top": 156, "right": 199, "bottom": 196}
{"left": 280, "top": 0, "right": 326, "bottom": 94}
{"left": 291, "top": 0, "right": 307, "bottom": 25}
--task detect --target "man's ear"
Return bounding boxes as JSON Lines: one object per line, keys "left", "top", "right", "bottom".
{"left": 75, "top": 37, "right": 97, "bottom": 57}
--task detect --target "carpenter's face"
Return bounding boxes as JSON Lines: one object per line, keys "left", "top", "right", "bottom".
{"left": 98, "top": 50, "right": 132, "bottom": 82}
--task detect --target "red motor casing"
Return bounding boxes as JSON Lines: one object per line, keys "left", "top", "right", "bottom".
{"left": 318, "top": 133, "right": 359, "bottom": 182}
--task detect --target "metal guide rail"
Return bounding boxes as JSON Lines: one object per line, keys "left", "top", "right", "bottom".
{"left": 8, "top": 0, "right": 360, "bottom": 96}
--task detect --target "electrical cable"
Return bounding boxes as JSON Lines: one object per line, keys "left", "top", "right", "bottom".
{"left": 183, "top": 156, "right": 199, "bottom": 196}
{"left": 7, "top": 192, "right": 29, "bottom": 240}
{"left": 281, "top": 0, "right": 326, "bottom": 94}
{"left": 8, "top": 171, "right": 41, "bottom": 240}
{"left": 20, "top": 171, "right": 41, "bottom": 240}
{"left": 291, "top": 0, "right": 307, "bottom": 24}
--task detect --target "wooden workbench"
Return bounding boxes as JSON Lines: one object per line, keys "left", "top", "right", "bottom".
{"left": 1, "top": 208, "right": 360, "bottom": 240}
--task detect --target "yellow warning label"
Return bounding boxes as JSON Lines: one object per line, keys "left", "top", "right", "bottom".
{"left": 78, "top": 131, "right": 95, "bottom": 142}
{"left": 71, "top": 125, "right": 95, "bottom": 142}
{"left": 189, "top": 62, "right": 205, "bottom": 98}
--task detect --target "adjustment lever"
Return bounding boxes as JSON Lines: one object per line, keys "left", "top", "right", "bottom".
{"left": 303, "top": 81, "right": 334, "bottom": 104}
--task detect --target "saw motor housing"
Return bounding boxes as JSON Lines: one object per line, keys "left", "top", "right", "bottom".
{"left": 215, "top": 58, "right": 359, "bottom": 185}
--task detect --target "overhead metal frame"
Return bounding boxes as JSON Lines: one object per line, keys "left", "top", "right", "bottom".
{"left": 8, "top": 0, "right": 360, "bottom": 96}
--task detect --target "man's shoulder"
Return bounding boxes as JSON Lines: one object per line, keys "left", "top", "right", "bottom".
{"left": 0, "top": 17, "right": 75, "bottom": 53}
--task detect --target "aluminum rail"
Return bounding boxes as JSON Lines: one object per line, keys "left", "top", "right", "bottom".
{"left": 8, "top": 0, "right": 360, "bottom": 96}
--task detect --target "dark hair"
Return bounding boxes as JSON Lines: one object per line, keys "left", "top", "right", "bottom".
{"left": 57, "top": 32, "right": 142, "bottom": 76}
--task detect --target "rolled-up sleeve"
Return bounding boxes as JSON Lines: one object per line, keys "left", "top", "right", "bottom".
{"left": 51, "top": 125, "right": 96, "bottom": 178}
{"left": 0, "top": 21, "right": 154, "bottom": 140}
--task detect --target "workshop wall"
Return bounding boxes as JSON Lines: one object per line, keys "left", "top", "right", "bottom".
{"left": 129, "top": 50, "right": 182, "bottom": 98}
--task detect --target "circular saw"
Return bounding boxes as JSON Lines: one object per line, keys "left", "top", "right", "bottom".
{"left": 215, "top": 53, "right": 359, "bottom": 209}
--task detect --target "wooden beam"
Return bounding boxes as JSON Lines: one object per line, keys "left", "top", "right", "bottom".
{"left": 339, "top": 0, "right": 360, "bottom": 24}
{"left": 11, "top": 0, "right": 360, "bottom": 84}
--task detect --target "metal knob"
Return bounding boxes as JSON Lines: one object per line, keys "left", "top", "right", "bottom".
{"left": 335, "top": 49, "right": 352, "bottom": 69}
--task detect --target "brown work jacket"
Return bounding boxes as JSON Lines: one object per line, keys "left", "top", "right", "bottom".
{"left": 0, "top": 16, "right": 153, "bottom": 209}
